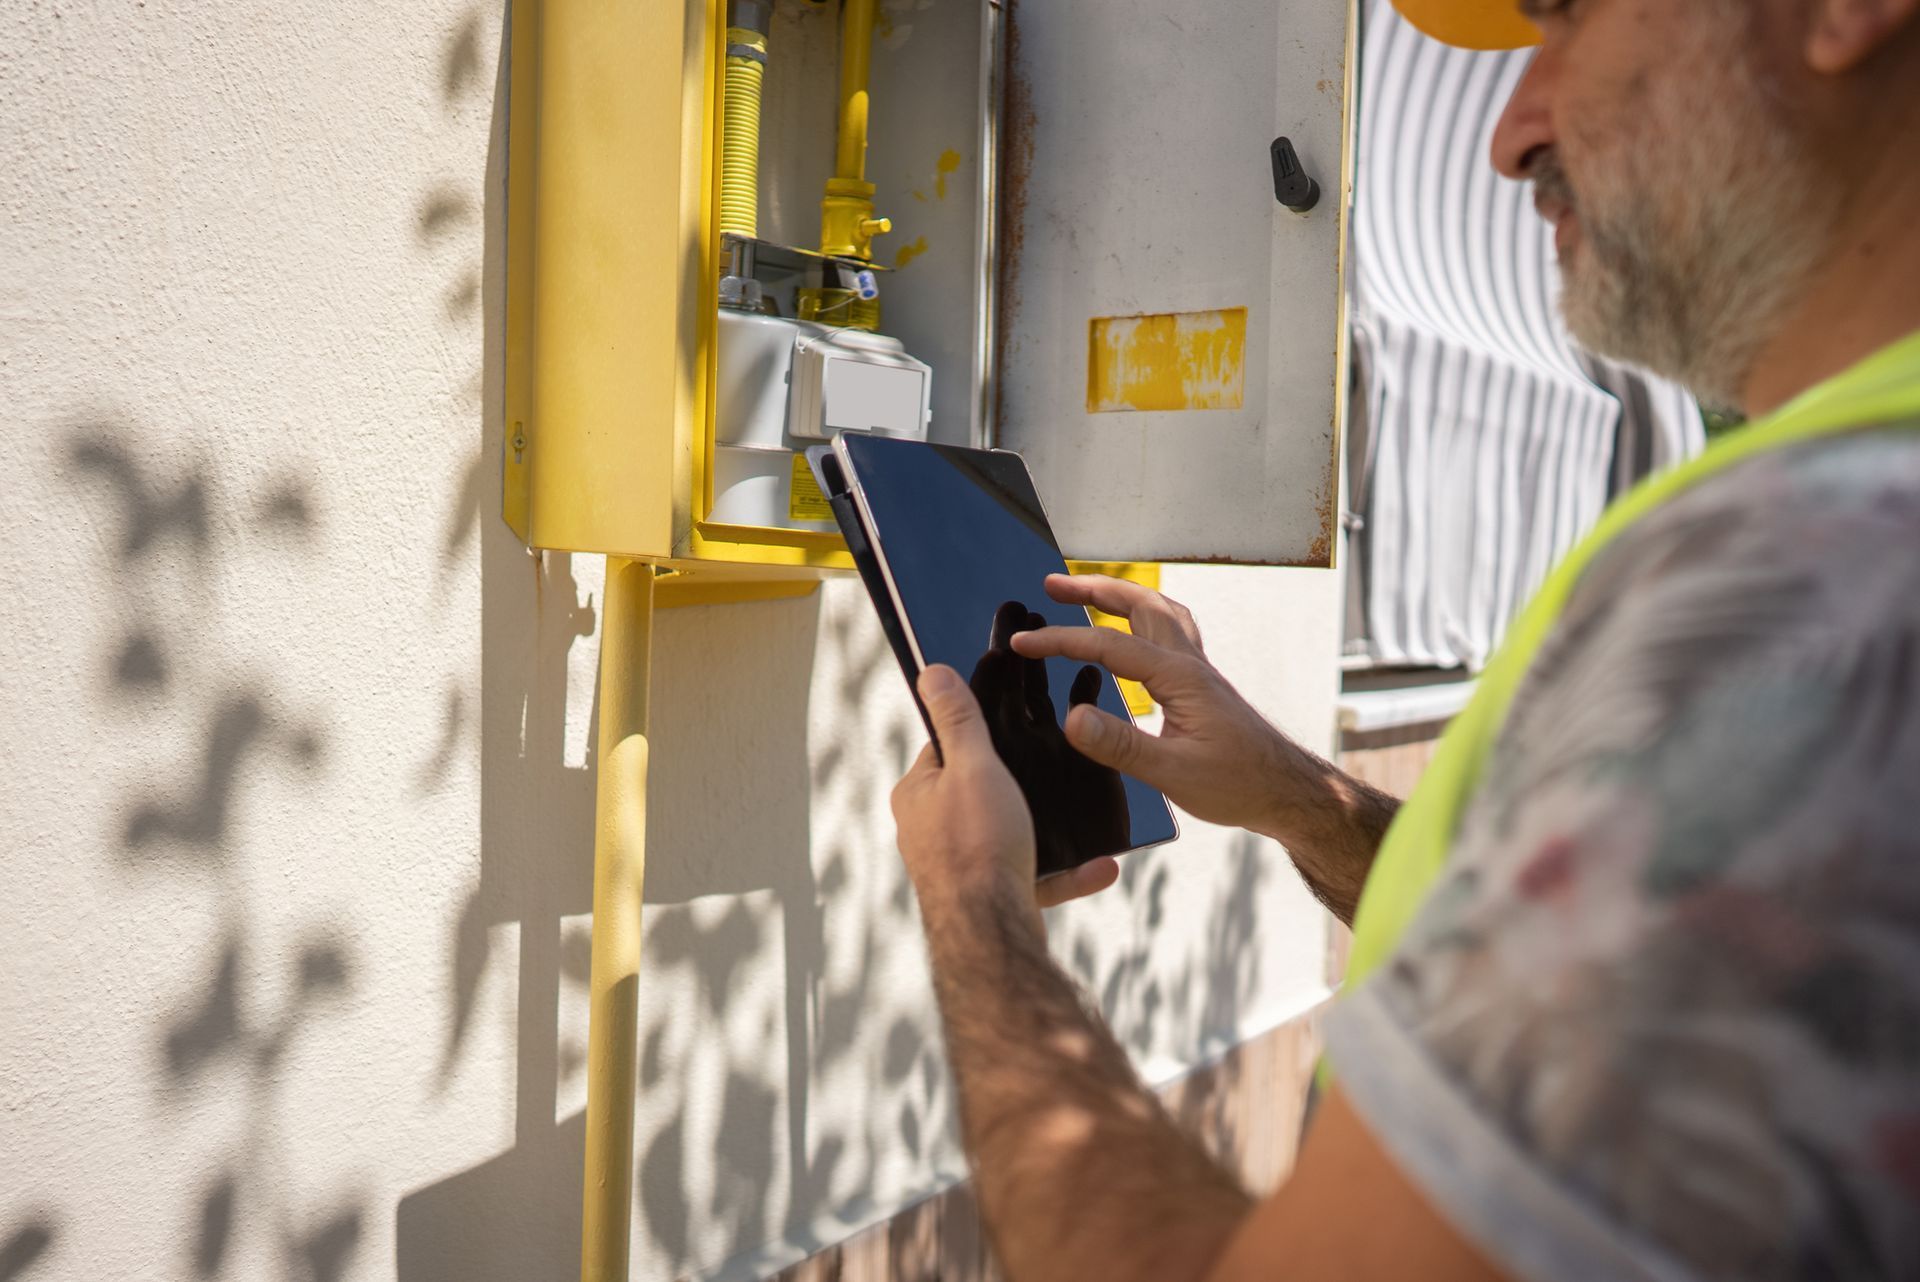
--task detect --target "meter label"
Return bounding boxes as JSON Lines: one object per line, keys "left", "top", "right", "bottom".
{"left": 788, "top": 452, "right": 836, "bottom": 523}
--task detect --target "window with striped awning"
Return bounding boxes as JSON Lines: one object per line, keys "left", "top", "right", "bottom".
{"left": 1343, "top": 0, "right": 1705, "bottom": 673}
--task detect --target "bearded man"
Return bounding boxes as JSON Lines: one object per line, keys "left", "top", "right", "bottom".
{"left": 887, "top": 0, "right": 1920, "bottom": 1278}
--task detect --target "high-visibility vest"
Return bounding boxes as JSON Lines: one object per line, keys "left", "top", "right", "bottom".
{"left": 1341, "top": 329, "right": 1920, "bottom": 998}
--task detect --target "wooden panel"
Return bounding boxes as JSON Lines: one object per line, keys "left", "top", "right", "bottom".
{"left": 766, "top": 1006, "right": 1324, "bottom": 1282}
{"left": 1329, "top": 718, "right": 1447, "bottom": 985}
{"left": 1339, "top": 720, "right": 1446, "bottom": 807}
{"left": 1160, "top": 1009, "right": 1324, "bottom": 1195}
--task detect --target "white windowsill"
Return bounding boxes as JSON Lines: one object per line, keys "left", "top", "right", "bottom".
{"left": 1337, "top": 678, "right": 1476, "bottom": 734}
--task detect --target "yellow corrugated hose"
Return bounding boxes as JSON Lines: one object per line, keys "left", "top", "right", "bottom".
{"left": 720, "top": 27, "right": 766, "bottom": 239}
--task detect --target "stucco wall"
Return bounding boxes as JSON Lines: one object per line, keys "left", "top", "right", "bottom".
{"left": 0, "top": 4, "right": 1342, "bottom": 1280}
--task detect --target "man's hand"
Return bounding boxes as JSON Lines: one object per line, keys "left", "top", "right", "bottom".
{"left": 1013, "top": 574, "right": 1400, "bottom": 922}
{"left": 1010, "top": 574, "right": 1297, "bottom": 836}
{"left": 891, "top": 664, "right": 1121, "bottom": 918}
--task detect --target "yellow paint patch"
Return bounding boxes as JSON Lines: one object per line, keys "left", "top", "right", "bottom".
{"left": 1064, "top": 561, "right": 1161, "bottom": 715}
{"left": 1088, "top": 308, "right": 1246, "bottom": 413}
{"left": 934, "top": 148, "right": 962, "bottom": 200}
{"left": 894, "top": 235, "right": 930, "bottom": 268}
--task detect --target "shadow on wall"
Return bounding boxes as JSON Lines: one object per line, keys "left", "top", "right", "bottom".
{"left": 26, "top": 8, "right": 505, "bottom": 1279}
{"left": 64, "top": 429, "right": 329, "bottom": 859}
{"left": 629, "top": 593, "right": 826, "bottom": 1272}
{"left": 53, "top": 402, "right": 367, "bottom": 1270}
{"left": 0, "top": 1220, "right": 56, "bottom": 1282}
{"left": 394, "top": 2, "right": 823, "bottom": 1272}
{"left": 394, "top": 9, "right": 593, "bottom": 1279}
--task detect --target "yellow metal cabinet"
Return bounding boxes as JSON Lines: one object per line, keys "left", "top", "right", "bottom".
{"left": 502, "top": 0, "right": 1353, "bottom": 572}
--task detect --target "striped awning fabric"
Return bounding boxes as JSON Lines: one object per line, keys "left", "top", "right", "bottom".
{"left": 1344, "top": 0, "right": 1704, "bottom": 672}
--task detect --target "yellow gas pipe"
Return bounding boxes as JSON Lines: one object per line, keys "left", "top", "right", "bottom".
{"left": 803, "top": 0, "right": 889, "bottom": 330}
{"left": 819, "top": 0, "right": 889, "bottom": 259}
{"left": 580, "top": 558, "right": 655, "bottom": 1282}
{"left": 720, "top": 0, "right": 771, "bottom": 238}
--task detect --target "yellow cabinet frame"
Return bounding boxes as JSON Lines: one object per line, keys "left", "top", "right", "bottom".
{"left": 503, "top": 0, "right": 854, "bottom": 573}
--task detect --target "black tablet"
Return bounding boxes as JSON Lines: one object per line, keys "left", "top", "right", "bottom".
{"left": 813, "top": 432, "right": 1180, "bottom": 880}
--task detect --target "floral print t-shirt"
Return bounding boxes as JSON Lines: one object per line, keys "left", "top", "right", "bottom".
{"left": 1324, "top": 426, "right": 1920, "bottom": 1281}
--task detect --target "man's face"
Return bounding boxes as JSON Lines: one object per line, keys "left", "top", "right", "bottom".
{"left": 1494, "top": 0, "right": 1838, "bottom": 409}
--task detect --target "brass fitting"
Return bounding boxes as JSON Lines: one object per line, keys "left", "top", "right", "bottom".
{"left": 796, "top": 286, "right": 880, "bottom": 332}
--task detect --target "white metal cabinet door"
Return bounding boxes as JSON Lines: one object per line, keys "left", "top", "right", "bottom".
{"left": 995, "top": 0, "right": 1350, "bottom": 565}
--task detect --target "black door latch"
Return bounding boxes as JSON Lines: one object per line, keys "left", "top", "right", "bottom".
{"left": 1270, "top": 137, "right": 1320, "bottom": 213}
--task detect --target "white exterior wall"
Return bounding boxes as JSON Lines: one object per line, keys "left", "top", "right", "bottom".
{"left": 0, "top": 4, "right": 1343, "bottom": 1281}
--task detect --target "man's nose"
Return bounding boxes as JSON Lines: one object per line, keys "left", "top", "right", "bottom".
{"left": 1491, "top": 47, "right": 1557, "bottom": 180}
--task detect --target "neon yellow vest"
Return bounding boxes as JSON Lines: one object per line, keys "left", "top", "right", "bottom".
{"left": 1343, "top": 329, "right": 1920, "bottom": 993}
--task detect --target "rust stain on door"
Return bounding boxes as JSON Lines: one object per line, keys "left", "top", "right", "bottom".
{"left": 1086, "top": 307, "right": 1247, "bottom": 413}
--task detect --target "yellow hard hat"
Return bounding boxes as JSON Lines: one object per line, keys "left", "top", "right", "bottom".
{"left": 1392, "top": 0, "right": 1541, "bottom": 50}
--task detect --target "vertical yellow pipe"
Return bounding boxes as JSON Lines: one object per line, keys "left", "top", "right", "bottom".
{"left": 818, "top": 0, "right": 889, "bottom": 260}
{"left": 581, "top": 557, "right": 655, "bottom": 1282}
{"left": 832, "top": 0, "right": 874, "bottom": 182}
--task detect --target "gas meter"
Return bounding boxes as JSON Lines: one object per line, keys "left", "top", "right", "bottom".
{"left": 502, "top": 0, "right": 1351, "bottom": 574}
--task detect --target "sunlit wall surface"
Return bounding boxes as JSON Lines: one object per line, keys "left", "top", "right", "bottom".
{"left": 0, "top": 4, "right": 1341, "bottom": 1278}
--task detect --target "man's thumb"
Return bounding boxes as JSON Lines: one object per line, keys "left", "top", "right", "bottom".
{"left": 918, "top": 665, "right": 993, "bottom": 761}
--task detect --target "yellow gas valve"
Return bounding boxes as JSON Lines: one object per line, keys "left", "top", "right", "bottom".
{"left": 821, "top": 177, "right": 891, "bottom": 259}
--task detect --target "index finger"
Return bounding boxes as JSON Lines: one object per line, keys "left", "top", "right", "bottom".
{"left": 1043, "top": 573, "right": 1201, "bottom": 654}
{"left": 1008, "top": 623, "right": 1183, "bottom": 687}
{"left": 1042, "top": 573, "right": 1147, "bottom": 618}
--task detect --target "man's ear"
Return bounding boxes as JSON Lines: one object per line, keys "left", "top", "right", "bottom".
{"left": 1807, "top": 0, "right": 1920, "bottom": 73}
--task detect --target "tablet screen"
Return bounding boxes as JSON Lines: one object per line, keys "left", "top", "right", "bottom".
{"left": 840, "top": 433, "right": 1179, "bottom": 876}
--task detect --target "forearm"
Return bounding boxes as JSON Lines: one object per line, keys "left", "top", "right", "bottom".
{"left": 918, "top": 883, "right": 1253, "bottom": 1282}
{"left": 1258, "top": 736, "right": 1400, "bottom": 925}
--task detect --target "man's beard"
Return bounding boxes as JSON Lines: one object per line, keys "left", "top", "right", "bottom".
{"left": 1538, "top": 35, "right": 1839, "bottom": 411}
